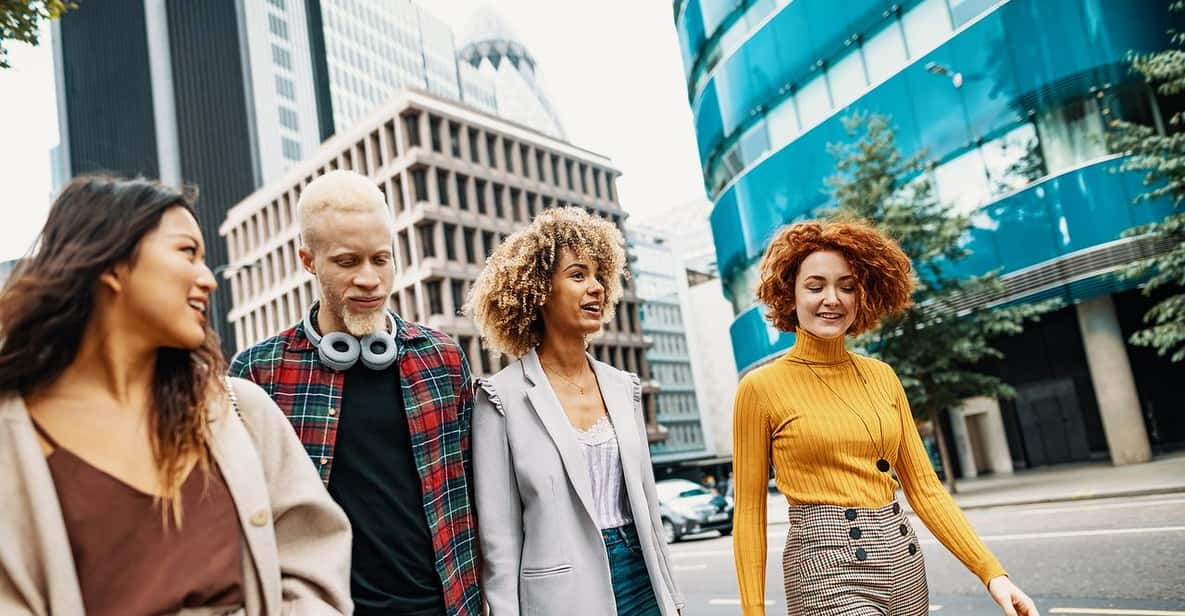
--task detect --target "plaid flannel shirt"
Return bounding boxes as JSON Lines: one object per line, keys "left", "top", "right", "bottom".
{"left": 229, "top": 314, "right": 481, "bottom": 616}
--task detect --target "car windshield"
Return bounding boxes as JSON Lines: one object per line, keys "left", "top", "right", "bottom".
{"left": 656, "top": 480, "right": 710, "bottom": 502}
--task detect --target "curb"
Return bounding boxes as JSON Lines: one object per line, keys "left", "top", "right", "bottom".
{"left": 954, "top": 486, "right": 1185, "bottom": 512}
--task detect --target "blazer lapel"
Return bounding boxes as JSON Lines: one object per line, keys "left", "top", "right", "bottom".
{"left": 521, "top": 349, "right": 599, "bottom": 526}
{"left": 592, "top": 360, "right": 644, "bottom": 514}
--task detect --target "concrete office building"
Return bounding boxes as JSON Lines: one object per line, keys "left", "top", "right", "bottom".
{"left": 674, "top": 0, "right": 1185, "bottom": 475}
{"left": 219, "top": 89, "right": 666, "bottom": 440}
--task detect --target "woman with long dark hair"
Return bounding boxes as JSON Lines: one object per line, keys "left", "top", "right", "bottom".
{"left": 0, "top": 175, "right": 352, "bottom": 615}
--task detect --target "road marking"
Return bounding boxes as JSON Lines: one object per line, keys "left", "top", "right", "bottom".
{"left": 1050, "top": 609, "right": 1185, "bottom": 616}
{"left": 674, "top": 526, "right": 1185, "bottom": 558}
{"left": 930, "top": 606, "right": 942, "bottom": 612}
{"left": 673, "top": 564, "right": 708, "bottom": 571}
{"left": 707, "top": 599, "right": 773, "bottom": 606}
{"left": 920, "top": 525, "right": 1185, "bottom": 544}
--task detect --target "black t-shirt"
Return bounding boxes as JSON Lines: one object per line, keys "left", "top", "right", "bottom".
{"left": 327, "top": 361, "right": 444, "bottom": 616}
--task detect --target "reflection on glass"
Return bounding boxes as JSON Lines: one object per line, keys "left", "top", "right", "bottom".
{"left": 797, "top": 75, "right": 833, "bottom": 132}
{"left": 983, "top": 123, "right": 1043, "bottom": 197}
{"left": 766, "top": 95, "right": 800, "bottom": 146}
{"left": 727, "top": 261, "right": 762, "bottom": 314}
{"left": 828, "top": 48, "right": 869, "bottom": 106}
{"left": 933, "top": 147, "right": 991, "bottom": 217}
{"left": 902, "top": 0, "right": 954, "bottom": 59}
{"left": 1036, "top": 97, "right": 1107, "bottom": 174}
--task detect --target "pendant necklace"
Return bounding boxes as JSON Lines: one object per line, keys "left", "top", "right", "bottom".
{"left": 541, "top": 357, "right": 588, "bottom": 396}
{"left": 789, "top": 356, "right": 891, "bottom": 473}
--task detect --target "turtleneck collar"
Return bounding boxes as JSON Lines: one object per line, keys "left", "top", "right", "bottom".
{"left": 786, "top": 328, "right": 850, "bottom": 364}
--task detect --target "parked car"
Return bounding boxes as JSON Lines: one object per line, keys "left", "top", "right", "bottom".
{"left": 655, "top": 478, "right": 734, "bottom": 543}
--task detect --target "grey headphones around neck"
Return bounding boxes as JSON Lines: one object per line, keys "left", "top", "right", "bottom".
{"left": 302, "top": 301, "right": 398, "bottom": 371}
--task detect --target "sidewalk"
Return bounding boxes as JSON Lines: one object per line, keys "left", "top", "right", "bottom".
{"left": 766, "top": 452, "right": 1185, "bottom": 525}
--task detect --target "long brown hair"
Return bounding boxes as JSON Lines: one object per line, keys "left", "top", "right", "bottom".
{"left": 0, "top": 175, "right": 228, "bottom": 523}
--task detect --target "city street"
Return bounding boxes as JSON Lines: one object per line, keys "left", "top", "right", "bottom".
{"left": 669, "top": 494, "right": 1185, "bottom": 616}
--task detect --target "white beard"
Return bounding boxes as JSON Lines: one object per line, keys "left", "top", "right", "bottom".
{"left": 341, "top": 307, "right": 387, "bottom": 337}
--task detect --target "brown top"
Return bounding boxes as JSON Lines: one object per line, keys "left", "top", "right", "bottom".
{"left": 32, "top": 420, "right": 244, "bottom": 616}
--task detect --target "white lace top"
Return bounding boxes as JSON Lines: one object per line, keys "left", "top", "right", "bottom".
{"left": 573, "top": 415, "right": 633, "bottom": 530}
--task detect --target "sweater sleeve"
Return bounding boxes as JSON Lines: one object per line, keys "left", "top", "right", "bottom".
{"left": 732, "top": 377, "right": 772, "bottom": 616}
{"left": 890, "top": 372, "right": 1007, "bottom": 586}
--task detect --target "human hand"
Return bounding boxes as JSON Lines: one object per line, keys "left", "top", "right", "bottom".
{"left": 988, "top": 576, "right": 1039, "bottom": 616}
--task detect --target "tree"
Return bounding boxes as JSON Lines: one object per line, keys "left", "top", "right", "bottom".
{"left": 1106, "top": 0, "right": 1185, "bottom": 362}
{"left": 0, "top": 1, "right": 75, "bottom": 70}
{"left": 825, "top": 111, "right": 1050, "bottom": 493}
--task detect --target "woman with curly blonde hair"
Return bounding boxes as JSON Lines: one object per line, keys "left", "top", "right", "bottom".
{"left": 731, "top": 219, "right": 1037, "bottom": 616}
{"left": 465, "top": 207, "right": 683, "bottom": 616}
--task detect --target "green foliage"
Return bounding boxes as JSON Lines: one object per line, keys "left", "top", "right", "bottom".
{"left": 1106, "top": 0, "right": 1185, "bottom": 362}
{"left": 825, "top": 111, "right": 1051, "bottom": 421}
{"left": 0, "top": 1, "right": 75, "bottom": 69}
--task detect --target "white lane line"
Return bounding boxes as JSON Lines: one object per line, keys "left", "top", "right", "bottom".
{"left": 1050, "top": 609, "right": 1185, "bottom": 616}
{"left": 672, "top": 526, "right": 1185, "bottom": 558}
{"left": 673, "top": 564, "right": 708, "bottom": 571}
{"left": 930, "top": 606, "right": 943, "bottom": 611}
{"left": 707, "top": 599, "right": 773, "bottom": 606}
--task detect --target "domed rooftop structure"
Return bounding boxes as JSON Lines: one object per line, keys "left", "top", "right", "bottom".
{"left": 456, "top": 6, "right": 566, "bottom": 139}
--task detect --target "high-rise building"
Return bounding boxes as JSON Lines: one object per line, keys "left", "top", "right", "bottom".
{"left": 219, "top": 88, "right": 665, "bottom": 440}
{"left": 51, "top": 0, "right": 564, "bottom": 354}
{"left": 628, "top": 225, "right": 710, "bottom": 468}
{"left": 674, "top": 0, "right": 1185, "bottom": 474}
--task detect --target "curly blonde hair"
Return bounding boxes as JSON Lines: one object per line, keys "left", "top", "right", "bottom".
{"left": 756, "top": 219, "right": 914, "bottom": 335}
{"left": 464, "top": 207, "right": 627, "bottom": 358}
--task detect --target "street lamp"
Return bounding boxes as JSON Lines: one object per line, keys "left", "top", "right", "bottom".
{"left": 925, "top": 61, "right": 963, "bottom": 89}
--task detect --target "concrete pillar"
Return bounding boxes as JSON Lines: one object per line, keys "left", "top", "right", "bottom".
{"left": 1075, "top": 295, "right": 1152, "bottom": 465}
{"left": 958, "top": 396, "right": 1014, "bottom": 475}
{"left": 949, "top": 408, "right": 978, "bottom": 479}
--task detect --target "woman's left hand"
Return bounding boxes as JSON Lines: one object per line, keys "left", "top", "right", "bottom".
{"left": 988, "top": 575, "right": 1039, "bottom": 616}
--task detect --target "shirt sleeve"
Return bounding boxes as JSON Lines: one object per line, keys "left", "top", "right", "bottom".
{"left": 890, "top": 370, "right": 1007, "bottom": 586}
{"left": 732, "top": 376, "right": 773, "bottom": 616}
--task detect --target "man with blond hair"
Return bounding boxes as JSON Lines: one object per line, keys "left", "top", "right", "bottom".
{"left": 230, "top": 170, "right": 481, "bottom": 616}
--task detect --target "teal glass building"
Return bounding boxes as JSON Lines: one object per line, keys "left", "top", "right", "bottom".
{"left": 674, "top": 0, "right": 1184, "bottom": 473}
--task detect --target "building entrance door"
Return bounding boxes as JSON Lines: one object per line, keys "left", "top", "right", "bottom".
{"left": 1015, "top": 379, "right": 1092, "bottom": 467}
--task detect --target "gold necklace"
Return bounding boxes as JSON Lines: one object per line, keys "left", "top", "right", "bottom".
{"left": 540, "top": 357, "right": 589, "bottom": 395}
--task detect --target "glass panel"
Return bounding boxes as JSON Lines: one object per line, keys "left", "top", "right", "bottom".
{"left": 796, "top": 74, "right": 832, "bottom": 132}
{"left": 982, "top": 123, "right": 1043, "bottom": 197}
{"left": 1036, "top": 97, "right": 1107, "bottom": 174}
{"left": 933, "top": 147, "right": 991, "bottom": 217}
{"left": 827, "top": 48, "right": 868, "bottom": 108}
{"left": 765, "top": 94, "right": 800, "bottom": 148}
{"left": 863, "top": 22, "right": 908, "bottom": 87}
{"left": 902, "top": 0, "right": 953, "bottom": 59}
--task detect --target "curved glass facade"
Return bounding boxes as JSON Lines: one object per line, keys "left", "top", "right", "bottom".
{"left": 676, "top": 0, "right": 1184, "bottom": 373}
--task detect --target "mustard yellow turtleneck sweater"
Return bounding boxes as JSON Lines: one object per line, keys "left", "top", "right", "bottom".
{"left": 732, "top": 330, "right": 1006, "bottom": 615}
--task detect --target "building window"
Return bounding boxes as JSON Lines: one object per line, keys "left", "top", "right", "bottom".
{"left": 463, "top": 227, "right": 476, "bottom": 264}
{"left": 404, "top": 113, "right": 421, "bottom": 147}
{"left": 828, "top": 48, "right": 868, "bottom": 108}
{"left": 278, "top": 106, "right": 299, "bottom": 130}
{"left": 526, "top": 193, "right": 537, "bottom": 219}
{"left": 592, "top": 169, "right": 602, "bottom": 198}
{"left": 267, "top": 0, "right": 284, "bottom": 8}
{"left": 486, "top": 134, "right": 498, "bottom": 168}
{"left": 426, "top": 280, "right": 443, "bottom": 316}
{"left": 275, "top": 75, "right": 295, "bottom": 100}
{"left": 863, "top": 20, "right": 908, "bottom": 87}
{"left": 419, "top": 224, "right": 436, "bottom": 259}
{"left": 481, "top": 230, "right": 496, "bottom": 259}
{"left": 796, "top": 74, "right": 832, "bottom": 132}
{"left": 271, "top": 44, "right": 292, "bottom": 70}
{"left": 503, "top": 140, "right": 515, "bottom": 173}
{"left": 520, "top": 143, "right": 531, "bottom": 177}
{"left": 451, "top": 279, "right": 465, "bottom": 315}
{"left": 550, "top": 155, "right": 560, "bottom": 187}
{"left": 578, "top": 163, "right": 588, "bottom": 194}
{"left": 536, "top": 150, "right": 546, "bottom": 181}
{"left": 411, "top": 167, "right": 428, "bottom": 202}
{"left": 564, "top": 160, "right": 574, "bottom": 190}
{"left": 468, "top": 127, "right": 480, "bottom": 163}
{"left": 268, "top": 13, "right": 288, "bottom": 39}
{"left": 448, "top": 122, "right": 462, "bottom": 158}
{"left": 281, "top": 137, "right": 301, "bottom": 160}
{"left": 475, "top": 179, "right": 487, "bottom": 214}
{"left": 429, "top": 115, "right": 442, "bottom": 153}
{"left": 456, "top": 174, "right": 469, "bottom": 210}
{"left": 493, "top": 184, "right": 504, "bottom": 219}
{"left": 902, "top": 0, "right": 953, "bottom": 60}
{"left": 397, "top": 230, "right": 412, "bottom": 270}
{"left": 510, "top": 188, "right": 522, "bottom": 222}
{"left": 443, "top": 223, "right": 457, "bottom": 261}
{"left": 436, "top": 169, "right": 450, "bottom": 206}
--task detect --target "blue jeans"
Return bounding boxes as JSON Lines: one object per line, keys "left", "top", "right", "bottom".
{"left": 602, "top": 525, "right": 662, "bottom": 616}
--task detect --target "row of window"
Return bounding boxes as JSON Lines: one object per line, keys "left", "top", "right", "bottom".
{"left": 234, "top": 279, "right": 316, "bottom": 350}
{"left": 642, "top": 302, "right": 685, "bottom": 329}
{"left": 648, "top": 331, "right": 690, "bottom": 356}
{"left": 410, "top": 111, "right": 616, "bottom": 202}
{"left": 657, "top": 391, "right": 701, "bottom": 417}
{"left": 652, "top": 362, "right": 695, "bottom": 387}
{"left": 706, "top": 0, "right": 960, "bottom": 196}
{"left": 650, "top": 422, "right": 705, "bottom": 453}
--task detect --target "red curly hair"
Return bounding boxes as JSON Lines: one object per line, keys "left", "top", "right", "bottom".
{"left": 755, "top": 220, "right": 914, "bottom": 335}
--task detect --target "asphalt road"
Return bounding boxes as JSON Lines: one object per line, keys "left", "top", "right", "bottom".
{"left": 667, "top": 493, "right": 1185, "bottom": 615}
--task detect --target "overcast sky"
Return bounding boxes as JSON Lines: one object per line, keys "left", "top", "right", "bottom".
{"left": 0, "top": 2, "right": 707, "bottom": 261}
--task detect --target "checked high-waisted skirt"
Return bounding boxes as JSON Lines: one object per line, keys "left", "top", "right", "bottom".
{"left": 783, "top": 501, "right": 929, "bottom": 616}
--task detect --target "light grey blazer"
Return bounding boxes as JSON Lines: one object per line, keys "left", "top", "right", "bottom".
{"left": 473, "top": 348, "right": 684, "bottom": 616}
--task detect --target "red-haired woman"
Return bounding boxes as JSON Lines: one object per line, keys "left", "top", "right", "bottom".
{"left": 0, "top": 176, "right": 351, "bottom": 615}
{"left": 731, "top": 220, "right": 1037, "bottom": 616}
